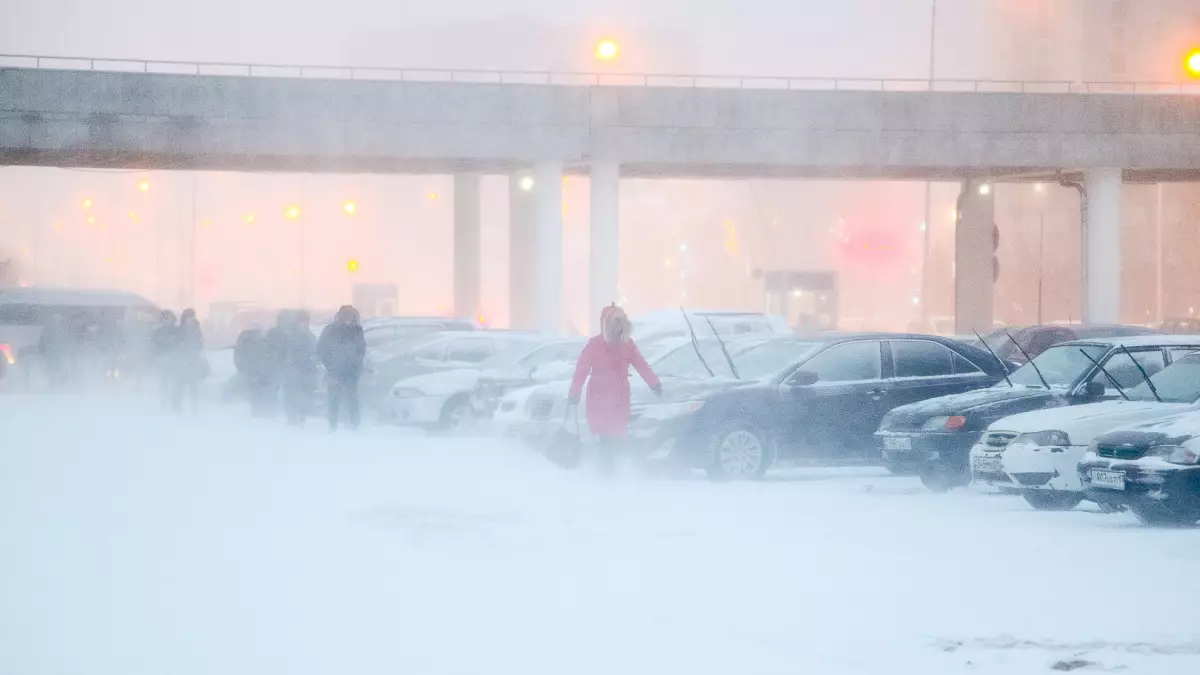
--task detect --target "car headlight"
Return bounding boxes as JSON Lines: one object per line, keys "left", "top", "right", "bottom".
{"left": 1152, "top": 445, "right": 1200, "bottom": 465}
{"left": 391, "top": 387, "right": 424, "bottom": 398}
{"left": 922, "top": 415, "right": 967, "bottom": 431}
{"left": 640, "top": 400, "right": 706, "bottom": 421}
{"left": 1015, "top": 430, "right": 1071, "bottom": 447}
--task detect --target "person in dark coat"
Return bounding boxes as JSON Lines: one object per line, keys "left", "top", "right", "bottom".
{"left": 234, "top": 327, "right": 276, "bottom": 418}
{"left": 318, "top": 305, "right": 366, "bottom": 431}
{"left": 150, "top": 310, "right": 179, "bottom": 409}
{"left": 568, "top": 304, "right": 662, "bottom": 473}
{"left": 171, "top": 309, "right": 207, "bottom": 413}
{"left": 37, "top": 314, "right": 74, "bottom": 388}
{"left": 279, "top": 310, "right": 318, "bottom": 426}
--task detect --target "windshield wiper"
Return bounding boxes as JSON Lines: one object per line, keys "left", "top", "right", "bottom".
{"left": 680, "top": 308, "right": 715, "bottom": 378}
{"left": 973, "top": 328, "right": 1013, "bottom": 388}
{"left": 1119, "top": 345, "right": 1162, "bottom": 402}
{"left": 1004, "top": 330, "right": 1050, "bottom": 389}
{"left": 704, "top": 316, "right": 740, "bottom": 379}
{"left": 1079, "top": 350, "right": 1131, "bottom": 401}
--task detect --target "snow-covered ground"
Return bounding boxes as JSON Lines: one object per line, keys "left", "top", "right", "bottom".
{"left": 3, "top": 393, "right": 1200, "bottom": 675}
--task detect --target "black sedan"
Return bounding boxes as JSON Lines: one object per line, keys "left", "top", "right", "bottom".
{"left": 629, "top": 333, "right": 1007, "bottom": 480}
{"left": 1080, "top": 407, "right": 1200, "bottom": 526}
{"left": 875, "top": 335, "right": 1200, "bottom": 491}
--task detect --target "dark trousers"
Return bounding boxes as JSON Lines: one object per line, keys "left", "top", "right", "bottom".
{"left": 248, "top": 378, "right": 277, "bottom": 418}
{"left": 327, "top": 372, "right": 361, "bottom": 430}
{"left": 282, "top": 375, "right": 313, "bottom": 426}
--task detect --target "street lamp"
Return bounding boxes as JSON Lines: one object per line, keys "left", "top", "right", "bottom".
{"left": 595, "top": 39, "right": 620, "bottom": 61}
{"left": 343, "top": 201, "right": 357, "bottom": 216}
{"left": 519, "top": 175, "right": 535, "bottom": 191}
{"left": 285, "top": 206, "right": 301, "bottom": 220}
{"left": 138, "top": 180, "right": 150, "bottom": 192}
{"left": 1187, "top": 49, "right": 1200, "bottom": 78}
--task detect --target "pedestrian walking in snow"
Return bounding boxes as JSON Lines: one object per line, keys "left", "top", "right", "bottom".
{"left": 37, "top": 314, "right": 74, "bottom": 389}
{"left": 318, "top": 305, "right": 366, "bottom": 431}
{"left": 171, "top": 309, "right": 207, "bottom": 413}
{"left": 150, "top": 310, "right": 179, "bottom": 410}
{"left": 567, "top": 304, "right": 662, "bottom": 474}
{"left": 235, "top": 327, "right": 277, "bottom": 418}
{"left": 280, "top": 310, "right": 318, "bottom": 426}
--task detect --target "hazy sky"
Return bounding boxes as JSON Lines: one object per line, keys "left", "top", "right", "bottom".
{"left": 2, "top": 0, "right": 997, "bottom": 78}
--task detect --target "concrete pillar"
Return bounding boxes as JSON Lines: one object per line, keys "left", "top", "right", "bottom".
{"left": 1084, "top": 168, "right": 1122, "bottom": 324}
{"left": 589, "top": 160, "right": 620, "bottom": 334}
{"left": 533, "top": 160, "right": 564, "bottom": 334}
{"left": 954, "top": 180, "right": 995, "bottom": 334}
{"left": 452, "top": 174, "right": 481, "bottom": 320}
{"left": 508, "top": 172, "right": 536, "bottom": 330}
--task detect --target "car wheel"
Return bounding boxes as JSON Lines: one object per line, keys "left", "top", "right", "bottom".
{"left": 1131, "top": 503, "right": 1199, "bottom": 527}
{"left": 919, "top": 464, "right": 970, "bottom": 493}
{"left": 439, "top": 396, "right": 476, "bottom": 432}
{"left": 706, "top": 422, "right": 775, "bottom": 481}
{"left": 1022, "top": 491, "right": 1085, "bottom": 511}
{"left": 1095, "top": 501, "right": 1127, "bottom": 514}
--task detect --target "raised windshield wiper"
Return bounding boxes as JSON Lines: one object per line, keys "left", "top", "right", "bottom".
{"left": 680, "top": 308, "right": 715, "bottom": 378}
{"left": 1079, "top": 350, "right": 1131, "bottom": 401}
{"left": 1119, "top": 344, "right": 1162, "bottom": 402}
{"left": 973, "top": 329, "right": 1013, "bottom": 388}
{"left": 704, "top": 316, "right": 740, "bottom": 379}
{"left": 1004, "top": 330, "right": 1050, "bottom": 389}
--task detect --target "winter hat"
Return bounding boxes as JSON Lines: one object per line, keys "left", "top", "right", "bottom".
{"left": 601, "top": 304, "right": 632, "bottom": 343}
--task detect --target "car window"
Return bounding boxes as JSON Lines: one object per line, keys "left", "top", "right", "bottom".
{"left": 518, "top": 343, "right": 582, "bottom": 370}
{"left": 891, "top": 340, "right": 955, "bottom": 378}
{"left": 794, "top": 341, "right": 881, "bottom": 383}
{"left": 445, "top": 339, "right": 495, "bottom": 363}
{"left": 1128, "top": 353, "right": 1200, "bottom": 403}
{"left": 1089, "top": 349, "right": 1166, "bottom": 391}
{"left": 1009, "top": 344, "right": 1108, "bottom": 388}
{"left": 654, "top": 342, "right": 734, "bottom": 378}
{"left": 413, "top": 342, "right": 448, "bottom": 361}
{"left": 1168, "top": 347, "right": 1200, "bottom": 363}
{"left": 733, "top": 341, "right": 821, "bottom": 379}
{"left": 952, "top": 352, "right": 982, "bottom": 375}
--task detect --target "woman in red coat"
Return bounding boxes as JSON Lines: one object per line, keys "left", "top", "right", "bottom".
{"left": 568, "top": 305, "right": 662, "bottom": 471}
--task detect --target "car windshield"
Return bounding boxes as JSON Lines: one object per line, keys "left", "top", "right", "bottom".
{"left": 1008, "top": 344, "right": 1109, "bottom": 388}
{"left": 733, "top": 341, "right": 821, "bottom": 379}
{"left": 514, "top": 342, "right": 584, "bottom": 370}
{"left": 1128, "top": 353, "right": 1200, "bottom": 403}
{"left": 475, "top": 339, "right": 544, "bottom": 369}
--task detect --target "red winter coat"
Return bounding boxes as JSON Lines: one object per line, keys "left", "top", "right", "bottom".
{"left": 569, "top": 336, "right": 661, "bottom": 438}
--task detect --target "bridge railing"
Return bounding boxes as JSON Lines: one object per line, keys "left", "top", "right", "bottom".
{"left": 4, "top": 53, "right": 1200, "bottom": 94}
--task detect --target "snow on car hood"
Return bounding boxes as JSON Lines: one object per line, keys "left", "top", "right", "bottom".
{"left": 891, "top": 384, "right": 1058, "bottom": 417}
{"left": 391, "top": 368, "right": 484, "bottom": 395}
{"left": 988, "top": 399, "right": 1197, "bottom": 442}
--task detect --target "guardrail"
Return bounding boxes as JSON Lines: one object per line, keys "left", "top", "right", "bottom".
{"left": 4, "top": 53, "right": 1200, "bottom": 94}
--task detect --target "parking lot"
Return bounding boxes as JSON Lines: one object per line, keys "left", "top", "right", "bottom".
{"left": 3, "top": 394, "right": 1200, "bottom": 675}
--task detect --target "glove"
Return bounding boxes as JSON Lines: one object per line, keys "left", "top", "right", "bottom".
{"left": 651, "top": 384, "right": 663, "bottom": 397}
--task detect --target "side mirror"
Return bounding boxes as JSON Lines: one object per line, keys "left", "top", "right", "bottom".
{"left": 790, "top": 370, "right": 819, "bottom": 387}
{"left": 1083, "top": 380, "right": 1106, "bottom": 399}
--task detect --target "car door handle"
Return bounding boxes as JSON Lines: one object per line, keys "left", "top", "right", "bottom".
{"left": 866, "top": 388, "right": 887, "bottom": 397}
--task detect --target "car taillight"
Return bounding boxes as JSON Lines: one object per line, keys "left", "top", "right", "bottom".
{"left": 0, "top": 343, "right": 14, "bottom": 365}
{"left": 945, "top": 415, "right": 967, "bottom": 431}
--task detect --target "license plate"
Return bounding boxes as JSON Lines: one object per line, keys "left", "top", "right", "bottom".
{"left": 973, "top": 457, "right": 1003, "bottom": 474}
{"left": 1089, "top": 469, "right": 1126, "bottom": 490}
{"left": 883, "top": 436, "right": 912, "bottom": 451}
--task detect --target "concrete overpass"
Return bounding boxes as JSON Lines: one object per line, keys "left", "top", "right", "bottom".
{"left": 4, "top": 59, "right": 1200, "bottom": 332}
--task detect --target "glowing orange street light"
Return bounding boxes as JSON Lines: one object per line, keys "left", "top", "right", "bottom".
{"left": 285, "top": 206, "right": 301, "bottom": 220}
{"left": 347, "top": 259, "right": 360, "bottom": 272}
{"left": 343, "top": 201, "right": 357, "bottom": 215}
{"left": 596, "top": 39, "right": 620, "bottom": 61}
{"left": 244, "top": 214, "right": 256, "bottom": 224}
{"left": 82, "top": 198, "right": 93, "bottom": 209}
{"left": 138, "top": 180, "right": 150, "bottom": 192}
{"left": 1187, "top": 49, "right": 1200, "bottom": 77}
{"left": 86, "top": 215, "right": 96, "bottom": 225}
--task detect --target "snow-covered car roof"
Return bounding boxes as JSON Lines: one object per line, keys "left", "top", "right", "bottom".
{"left": 0, "top": 287, "right": 156, "bottom": 308}
{"left": 1063, "top": 335, "right": 1200, "bottom": 348}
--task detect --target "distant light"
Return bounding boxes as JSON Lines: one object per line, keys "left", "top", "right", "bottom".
{"left": 664, "top": 257, "right": 674, "bottom": 268}
{"left": 912, "top": 296, "right": 921, "bottom": 305}
{"left": 202, "top": 219, "right": 212, "bottom": 228}
{"left": 86, "top": 216, "right": 96, "bottom": 225}
{"left": 679, "top": 270, "right": 687, "bottom": 279}
{"left": 343, "top": 201, "right": 357, "bottom": 215}
{"left": 950, "top": 207, "right": 960, "bottom": 221}
{"left": 1033, "top": 183, "right": 1046, "bottom": 193}
{"left": 595, "top": 39, "right": 620, "bottom": 61}
{"left": 244, "top": 214, "right": 256, "bottom": 224}
{"left": 978, "top": 183, "right": 992, "bottom": 196}
{"left": 347, "top": 259, "right": 359, "bottom": 272}
{"left": 428, "top": 192, "right": 438, "bottom": 201}
{"left": 128, "top": 210, "right": 138, "bottom": 221}
{"left": 679, "top": 243, "right": 688, "bottom": 252}
{"left": 519, "top": 176, "right": 535, "bottom": 192}
{"left": 1187, "top": 49, "right": 1200, "bottom": 77}
{"left": 138, "top": 181, "right": 150, "bottom": 192}
{"left": 919, "top": 221, "right": 927, "bottom": 232}
{"left": 82, "top": 199, "right": 93, "bottom": 209}
{"left": 285, "top": 206, "right": 301, "bottom": 221}
{"left": 52, "top": 222, "right": 62, "bottom": 232}
{"left": 680, "top": 290, "right": 688, "bottom": 299}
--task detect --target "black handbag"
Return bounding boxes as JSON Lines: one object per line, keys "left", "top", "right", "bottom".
{"left": 543, "top": 405, "right": 584, "bottom": 470}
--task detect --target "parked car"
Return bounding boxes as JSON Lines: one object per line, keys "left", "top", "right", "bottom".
{"left": 879, "top": 335, "right": 1200, "bottom": 491}
{"left": 629, "top": 333, "right": 1008, "bottom": 480}
{"left": 494, "top": 336, "right": 785, "bottom": 444}
{"left": 1159, "top": 317, "right": 1200, "bottom": 335}
{"left": 380, "top": 338, "right": 584, "bottom": 430}
{"left": 360, "top": 331, "right": 539, "bottom": 413}
{"left": 361, "top": 316, "right": 480, "bottom": 350}
{"left": 975, "top": 324, "right": 1160, "bottom": 365}
{"left": 631, "top": 310, "right": 790, "bottom": 344}
{"left": 1080, "top": 405, "right": 1200, "bottom": 525}
{"left": 971, "top": 345, "right": 1200, "bottom": 511}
